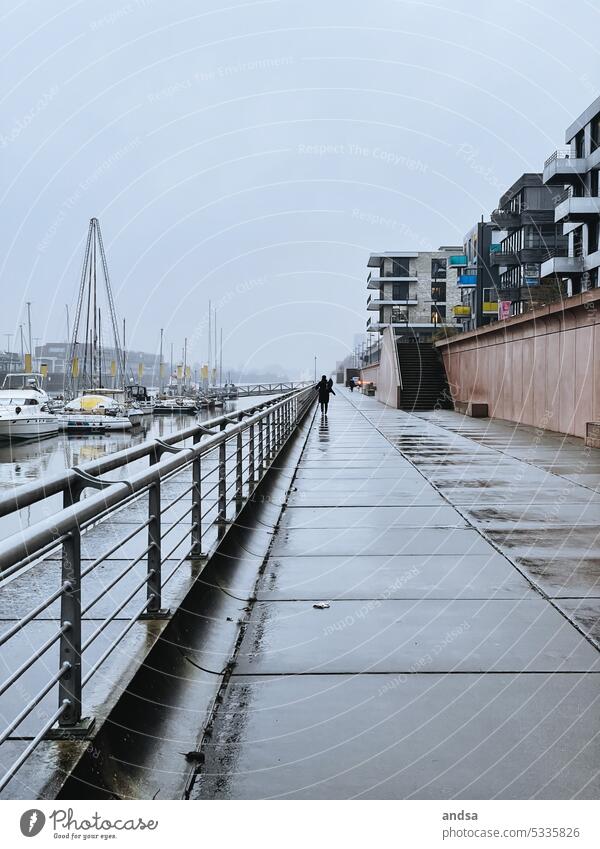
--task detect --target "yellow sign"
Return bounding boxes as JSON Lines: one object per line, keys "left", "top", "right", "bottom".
{"left": 201, "top": 364, "right": 208, "bottom": 380}
{"left": 40, "top": 363, "right": 48, "bottom": 378}
{"left": 176, "top": 364, "right": 183, "bottom": 380}
{"left": 185, "top": 366, "right": 191, "bottom": 379}
{"left": 138, "top": 362, "right": 144, "bottom": 381}
{"left": 110, "top": 360, "right": 117, "bottom": 377}
{"left": 24, "top": 353, "right": 32, "bottom": 373}
{"left": 71, "top": 357, "right": 79, "bottom": 378}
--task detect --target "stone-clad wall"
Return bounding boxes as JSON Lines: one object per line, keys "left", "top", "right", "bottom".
{"left": 436, "top": 289, "right": 600, "bottom": 438}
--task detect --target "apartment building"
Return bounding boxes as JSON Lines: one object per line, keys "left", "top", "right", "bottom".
{"left": 366, "top": 247, "right": 463, "bottom": 340}
{"left": 490, "top": 173, "right": 568, "bottom": 316}
{"left": 454, "top": 220, "right": 502, "bottom": 332}
{"left": 541, "top": 95, "right": 600, "bottom": 292}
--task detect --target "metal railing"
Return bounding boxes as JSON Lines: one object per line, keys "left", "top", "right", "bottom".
{"left": 0, "top": 386, "right": 316, "bottom": 793}
{"left": 544, "top": 147, "right": 572, "bottom": 168}
{"left": 554, "top": 187, "right": 573, "bottom": 205}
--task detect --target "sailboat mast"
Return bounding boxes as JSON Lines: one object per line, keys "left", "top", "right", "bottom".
{"left": 159, "top": 328, "right": 164, "bottom": 393}
{"left": 219, "top": 327, "right": 223, "bottom": 387}
{"left": 208, "top": 299, "right": 211, "bottom": 387}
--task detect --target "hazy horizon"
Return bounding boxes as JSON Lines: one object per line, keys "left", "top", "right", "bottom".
{"left": 1, "top": 0, "right": 599, "bottom": 378}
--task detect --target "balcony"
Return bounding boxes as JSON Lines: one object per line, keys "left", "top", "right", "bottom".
{"left": 490, "top": 250, "right": 519, "bottom": 266}
{"left": 367, "top": 274, "right": 418, "bottom": 289}
{"left": 457, "top": 272, "right": 477, "bottom": 287}
{"left": 554, "top": 192, "right": 600, "bottom": 223}
{"left": 448, "top": 254, "right": 468, "bottom": 267}
{"left": 540, "top": 253, "right": 584, "bottom": 278}
{"left": 490, "top": 208, "right": 521, "bottom": 229}
{"left": 482, "top": 301, "right": 499, "bottom": 314}
{"left": 543, "top": 148, "right": 587, "bottom": 185}
{"left": 367, "top": 298, "right": 418, "bottom": 310}
{"left": 453, "top": 305, "right": 471, "bottom": 317}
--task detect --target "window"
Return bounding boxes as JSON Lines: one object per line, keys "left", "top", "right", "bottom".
{"left": 390, "top": 306, "right": 408, "bottom": 324}
{"left": 591, "top": 169, "right": 598, "bottom": 198}
{"left": 392, "top": 283, "right": 410, "bottom": 300}
{"left": 588, "top": 222, "right": 599, "bottom": 255}
{"left": 431, "top": 305, "right": 445, "bottom": 324}
{"left": 382, "top": 257, "right": 410, "bottom": 277}
{"left": 431, "top": 282, "right": 446, "bottom": 302}
{"left": 576, "top": 129, "right": 585, "bottom": 158}
{"left": 431, "top": 258, "right": 446, "bottom": 279}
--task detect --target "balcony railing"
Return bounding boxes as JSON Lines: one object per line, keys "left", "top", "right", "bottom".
{"left": 544, "top": 148, "right": 572, "bottom": 168}
{"left": 367, "top": 272, "right": 372, "bottom": 284}
{"left": 483, "top": 301, "right": 499, "bottom": 314}
{"left": 453, "top": 305, "right": 471, "bottom": 316}
{"left": 554, "top": 187, "right": 573, "bottom": 205}
{"left": 448, "top": 255, "right": 468, "bottom": 267}
{"left": 367, "top": 294, "right": 371, "bottom": 306}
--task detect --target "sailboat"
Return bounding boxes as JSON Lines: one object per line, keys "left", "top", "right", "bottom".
{"left": 58, "top": 218, "right": 133, "bottom": 434}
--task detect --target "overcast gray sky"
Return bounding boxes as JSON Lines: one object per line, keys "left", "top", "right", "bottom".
{"left": 1, "top": 0, "right": 599, "bottom": 378}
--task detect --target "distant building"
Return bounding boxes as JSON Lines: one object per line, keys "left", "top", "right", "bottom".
{"left": 455, "top": 221, "right": 502, "bottom": 332}
{"left": 0, "top": 351, "right": 22, "bottom": 375}
{"left": 490, "top": 173, "right": 568, "bottom": 317}
{"left": 541, "top": 95, "right": 600, "bottom": 293}
{"left": 366, "top": 247, "right": 463, "bottom": 342}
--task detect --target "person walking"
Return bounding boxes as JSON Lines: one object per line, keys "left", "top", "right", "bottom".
{"left": 316, "top": 375, "right": 335, "bottom": 415}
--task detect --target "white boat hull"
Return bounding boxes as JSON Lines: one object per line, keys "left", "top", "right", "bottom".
{"left": 0, "top": 416, "right": 59, "bottom": 441}
{"left": 57, "top": 414, "right": 133, "bottom": 433}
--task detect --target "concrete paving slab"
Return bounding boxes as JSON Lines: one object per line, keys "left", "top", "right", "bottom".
{"left": 270, "top": 527, "right": 492, "bottom": 557}
{"left": 192, "top": 672, "right": 600, "bottom": 799}
{"left": 279, "top": 505, "right": 467, "bottom": 529}
{"left": 234, "top": 599, "right": 600, "bottom": 674}
{"left": 257, "top": 554, "right": 534, "bottom": 600}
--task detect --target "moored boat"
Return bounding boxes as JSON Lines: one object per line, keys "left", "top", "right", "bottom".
{"left": 0, "top": 373, "right": 59, "bottom": 441}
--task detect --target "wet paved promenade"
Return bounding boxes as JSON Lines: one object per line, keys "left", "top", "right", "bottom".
{"left": 193, "top": 389, "right": 600, "bottom": 799}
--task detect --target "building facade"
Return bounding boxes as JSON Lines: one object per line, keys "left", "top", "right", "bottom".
{"left": 366, "top": 247, "right": 463, "bottom": 341}
{"left": 541, "top": 95, "right": 600, "bottom": 293}
{"left": 455, "top": 220, "right": 502, "bottom": 332}
{"left": 490, "top": 173, "right": 568, "bottom": 316}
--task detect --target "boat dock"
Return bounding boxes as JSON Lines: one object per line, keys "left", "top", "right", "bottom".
{"left": 0, "top": 387, "right": 599, "bottom": 799}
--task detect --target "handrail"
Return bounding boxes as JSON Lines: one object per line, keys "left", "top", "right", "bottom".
{"left": 0, "top": 385, "right": 316, "bottom": 794}
{"left": 0, "top": 390, "right": 299, "bottom": 518}
{"left": 544, "top": 147, "right": 572, "bottom": 168}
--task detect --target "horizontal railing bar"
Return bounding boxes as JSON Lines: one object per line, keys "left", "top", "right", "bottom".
{"left": 81, "top": 547, "right": 152, "bottom": 616}
{"left": 161, "top": 524, "right": 196, "bottom": 564}
{"left": 82, "top": 596, "right": 153, "bottom": 688}
{"left": 80, "top": 519, "right": 153, "bottom": 579}
{"left": 0, "top": 663, "right": 69, "bottom": 747}
{"left": 0, "top": 622, "right": 70, "bottom": 699}
{"left": 0, "top": 701, "right": 68, "bottom": 793}
{"left": 82, "top": 571, "right": 154, "bottom": 652}
{"left": 161, "top": 504, "right": 194, "bottom": 539}
{"left": 162, "top": 545, "right": 195, "bottom": 586}
{"left": 0, "top": 534, "right": 70, "bottom": 583}
{"left": 0, "top": 584, "right": 70, "bottom": 648}
{"left": 160, "top": 483, "right": 195, "bottom": 514}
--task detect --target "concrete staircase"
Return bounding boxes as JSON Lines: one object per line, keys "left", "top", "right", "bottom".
{"left": 397, "top": 343, "right": 453, "bottom": 411}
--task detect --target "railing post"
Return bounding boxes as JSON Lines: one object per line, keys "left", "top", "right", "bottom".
{"left": 264, "top": 411, "right": 271, "bottom": 469}
{"left": 191, "top": 434, "right": 202, "bottom": 557}
{"left": 144, "top": 480, "right": 164, "bottom": 615}
{"left": 235, "top": 424, "right": 243, "bottom": 512}
{"left": 57, "top": 528, "right": 85, "bottom": 731}
{"left": 248, "top": 422, "right": 255, "bottom": 493}
{"left": 218, "top": 422, "right": 227, "bottom": 538}
{"left": 259, "top": 417, "right": 264, "bottom": 477}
